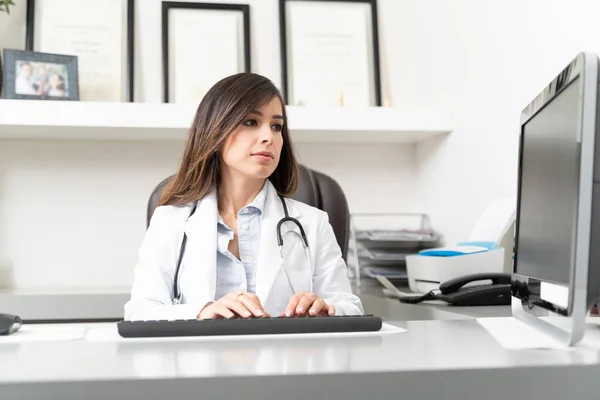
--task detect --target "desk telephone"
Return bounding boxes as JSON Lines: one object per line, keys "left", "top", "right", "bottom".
{"left": 398, "top": 273, "right": 512, "bottom": 306}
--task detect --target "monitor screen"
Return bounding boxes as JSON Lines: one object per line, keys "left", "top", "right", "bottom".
{"left": 516, "top": 77, "right": 582, "bottom": 286}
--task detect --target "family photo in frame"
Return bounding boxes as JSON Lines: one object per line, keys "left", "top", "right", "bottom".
{"left": 2, "top": 48, "right": 79, "bottom": 101}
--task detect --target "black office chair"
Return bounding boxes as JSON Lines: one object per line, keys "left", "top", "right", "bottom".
{"left": 146, "top": 164, "right": 351, "bottom": 261}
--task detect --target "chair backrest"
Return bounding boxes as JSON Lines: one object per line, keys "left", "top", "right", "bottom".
{"left": 146, "top": 165, "right": 351, "bottom": 261}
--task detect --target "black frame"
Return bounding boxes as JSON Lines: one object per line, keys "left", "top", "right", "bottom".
{"left": 162, "top": 2, "right": 251, "bottom": 103}
{"left": 2, "top": 49, "right": 80, "bottom": 101}
{"left": 279, "top": 0, "right": 382, "bottom": 106}
{"left": 24, "top": 0, "right": 135, "bottom": 102}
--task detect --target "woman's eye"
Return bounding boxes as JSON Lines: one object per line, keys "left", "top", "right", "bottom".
{"left": 243, "top": 119, "right": 258, "bottom": 127}
{"left": 272, "top": 124, "right": 283, "bottom": 132}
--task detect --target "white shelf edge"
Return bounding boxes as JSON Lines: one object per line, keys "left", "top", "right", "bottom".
{"left": 0, "top": 99, "right": 453, "bottom": 144}
{"left": 0, "top": 286, "right": 131, "bottom": 296}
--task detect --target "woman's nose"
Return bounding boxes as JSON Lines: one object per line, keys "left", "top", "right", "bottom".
{"left": 259, "top": 125, "right": 273, "bottom": 143}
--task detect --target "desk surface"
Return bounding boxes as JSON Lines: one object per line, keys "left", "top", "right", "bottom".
{"left": 0, "top": 280, "right": 593, "bottom": 400}
{"left": 1, "top": 319, "right": 600, "bottom": 400}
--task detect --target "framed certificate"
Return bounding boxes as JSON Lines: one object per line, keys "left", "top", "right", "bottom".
{"left": 25, "top": 0, "right": 134, "bottom": 102}
{"left": 162, "top": 2, "right": 251, "bottom": 104}
{"left": 279, "top": 0, "right": 382, "bottom": 106}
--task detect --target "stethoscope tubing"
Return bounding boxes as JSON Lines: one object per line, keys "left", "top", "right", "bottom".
{"left": 172, "top": 195, "right": 312, "bottom": 305}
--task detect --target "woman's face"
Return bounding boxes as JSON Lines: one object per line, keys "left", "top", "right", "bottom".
{"left": 220, "top": 96, "right": 285, "bottom": 181}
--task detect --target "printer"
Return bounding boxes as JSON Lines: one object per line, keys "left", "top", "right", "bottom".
{"left": 405, "top": 197, "right": 515, "bottom": 294}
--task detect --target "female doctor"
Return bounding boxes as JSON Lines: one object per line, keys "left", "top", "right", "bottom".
{"left": 124, "top": 73, "right": 364, "bottom": 321}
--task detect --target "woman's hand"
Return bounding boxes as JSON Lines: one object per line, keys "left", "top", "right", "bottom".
{"left": 281, "top": 291, "right": 335, "bottom": 317}
{"left": 197, "top": 290, "right": 270, "bottom": 320}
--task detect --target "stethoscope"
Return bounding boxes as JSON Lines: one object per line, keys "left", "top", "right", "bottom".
{"left": 172, "top": 195, "right": 313, "bottom": 305}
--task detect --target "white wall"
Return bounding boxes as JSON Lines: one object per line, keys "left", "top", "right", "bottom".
{"left": 0, "top": 140, "right": 414, "bottom": 289}
{"left": 2, "top": 0, "right": 600, "bottom": 290}
{"left": 396, "top": 0, "right": 600, "bottom": 245}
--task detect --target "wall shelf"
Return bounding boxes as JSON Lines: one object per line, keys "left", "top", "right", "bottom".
{"left": 0, "top": 99, "right": 452, "bottom": 144}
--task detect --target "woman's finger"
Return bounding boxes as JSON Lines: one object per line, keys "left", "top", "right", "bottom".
{"left": 215, "top": 303, "right": 237, "bottom": 319}
{"left": 203, "top": 303, "right": 235, "bottom": 319}
{"left": 296, "top": 293, "right": 317, "bottom": 315}
{"left": 308, "top": 298, "right": 325, "bottom": 316}
{"left": 316, "top": 304, "right": 335, "bottom": 317}
{"left": 221, "top": 298, "right": 253, "bottom": 318}
{"left": 238, "top": 294, "right": 266, "bottom": 317}
{"left": 244, "top": 292, "right": 260, "bottom": 302}
{"left": 285, "top": 291, "right": 306, "bottom": 316}
{"left": 326, "top": 304, "right": 336, "bottom": 316}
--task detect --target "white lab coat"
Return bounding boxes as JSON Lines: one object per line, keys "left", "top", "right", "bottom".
{"left": 124, "top": 180, "right": 363, "bottom": 320}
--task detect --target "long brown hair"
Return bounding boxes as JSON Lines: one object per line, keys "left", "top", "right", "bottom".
{"left": 158, "top": 73, "right": 299, "bottom": 207}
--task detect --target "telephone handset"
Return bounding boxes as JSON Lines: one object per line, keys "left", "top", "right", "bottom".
{"left": 399, "top": 273, "right": 512, "bottom": 306}
{"left": 439, "top": 273, "right": 511, "bottom": 295}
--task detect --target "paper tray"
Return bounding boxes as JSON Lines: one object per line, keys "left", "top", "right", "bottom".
{"left": 352, "top": 213, "right": 441, "bottom": 250}
{"left": 358, "top": 246, "right": 408, "bottom": 261}
{"left": 362, "top": 266, "right": 408, "bottom": 279}
{"left": 356, "top": 231, "right": 440, "bottom": 250}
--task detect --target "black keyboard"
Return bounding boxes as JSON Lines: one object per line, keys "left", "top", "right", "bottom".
{"left": 117, "top": 315, "right": 383, "bottom": 338}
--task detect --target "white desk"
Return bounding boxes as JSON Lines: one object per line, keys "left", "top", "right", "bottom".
{"left": 1, "top": 319, "right": 600, "bottom": 400}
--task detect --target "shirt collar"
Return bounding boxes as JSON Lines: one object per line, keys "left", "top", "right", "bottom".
{"left": 216, "top": 181, "right": 268, "bottom": 227}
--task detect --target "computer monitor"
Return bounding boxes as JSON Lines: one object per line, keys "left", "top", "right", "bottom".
{"left": 512, "top": 52, "right": 600, "bottom": 346}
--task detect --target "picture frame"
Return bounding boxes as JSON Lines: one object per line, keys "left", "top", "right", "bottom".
{"left": 279, "top": 0, "right": 382, "bottom": 107}
{"left": 2, "top": 49, "right": 80, "bottom": 101}
{"left": 25, "top": 0, "right": 134, "bottom": 102}
{"left": 162, "top": 1, "right": 251, "bottom": 104}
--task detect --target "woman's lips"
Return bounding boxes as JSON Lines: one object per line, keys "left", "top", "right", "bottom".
{"left": 252, "top": 151, "right": 274, "bottom": 160}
